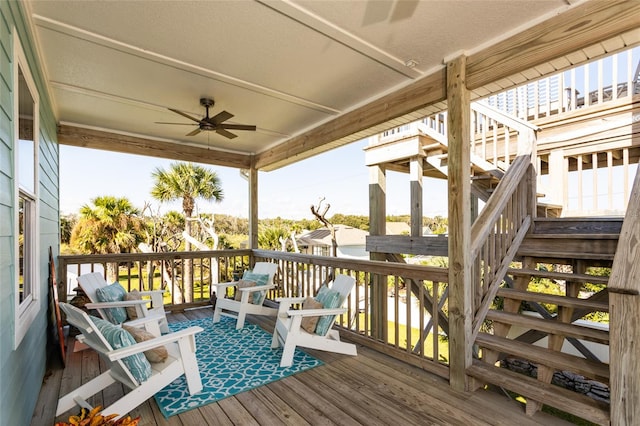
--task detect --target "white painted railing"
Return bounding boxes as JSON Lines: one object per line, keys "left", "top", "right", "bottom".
{"left": 484, "top": 48, "right": 640, "bottom": 119}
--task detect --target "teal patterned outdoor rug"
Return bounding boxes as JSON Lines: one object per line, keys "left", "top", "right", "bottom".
{"left": 154, "top": 316, "right": 323, "bottom": 418}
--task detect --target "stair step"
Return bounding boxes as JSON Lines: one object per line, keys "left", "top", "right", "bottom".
{"left": 486, "top": 310, "right": 609, "bottom": 345}
{"left": 475, "top": 333, "right": 610, "bottom": 384}
{"left": 467, "top": 360, "right": 610, "bottom": 426}
{"left": 526, "top": 233, "right": 619, "bottom": 240}
{"left": 497, "top": 288, "right": 609, "bottom": 312}
{"left": 507, "top": 268, "right": 609, "bottom": 284}
{"left": 532, "top": 217, "right": 623, "bottom": 235}
{"left": 517, "top": 241, "right": 617, "bottom": 261}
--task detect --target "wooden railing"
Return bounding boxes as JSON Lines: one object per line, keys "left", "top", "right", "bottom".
{"left": 469, "top": 153, "right": 536, "bottom": 339}
{"left": 58, "top": 248, "right": 451, "bottom": 378}
{"left": 376, "top": 101, "right": 538, "bottom": 178}
{"left": 484, "top": 48, "right": 639, "bottom": 120}
{"left": 60, "top": 249, "right": 251, "bottom": 308}
{"left": 469, "top": 102, "right": 539, "bottom": 171}
{"left": 608, "top": 164, "right": 640, "bottom": 424}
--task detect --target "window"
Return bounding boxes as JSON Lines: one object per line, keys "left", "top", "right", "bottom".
{"left": 14, "top": 32, "right": 40, "bottom": 347}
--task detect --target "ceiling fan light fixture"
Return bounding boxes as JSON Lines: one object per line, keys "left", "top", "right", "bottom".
{"left": 157, "top": 97, "right": 256, "bottom": 139}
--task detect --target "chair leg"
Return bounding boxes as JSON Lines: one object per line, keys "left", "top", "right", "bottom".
{"left": 57, "top": 371, "right": 116, "bottom": 416}
{"left": 159, "top": 319, "right": 170, "bottom": 334}
{"left": 271, "top": 326, "right": 282, "bottom": 349}
{"left": 279, "top": 341, "right": 297, "bottom": 368}
{"left": 235, "top": 310, "right": 247, "bottom": 330}
{"left": 212, "top": 305, "right": 222, "bottom": 323}
{"left": 177, "top": 338, "right": 203, "bottom": 395}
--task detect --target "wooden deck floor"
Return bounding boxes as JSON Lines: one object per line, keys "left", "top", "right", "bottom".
{"left": 32, "top": 307, "right": 575, "bottom": 426}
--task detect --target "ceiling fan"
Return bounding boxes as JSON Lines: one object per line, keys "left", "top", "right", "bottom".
{"left": 156, "top": 97, "right": 256, "bottom": 139}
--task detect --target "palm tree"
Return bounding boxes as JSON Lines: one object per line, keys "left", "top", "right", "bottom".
{"left": 151, "top": 162, "right": 224, "bottom": 302}
{"left": 70, "top": 196, "right": 144, "bottom": 281}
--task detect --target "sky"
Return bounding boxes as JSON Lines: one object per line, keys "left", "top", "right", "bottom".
{"left": 59, "top": 138, "right": 449, "bottom": 221}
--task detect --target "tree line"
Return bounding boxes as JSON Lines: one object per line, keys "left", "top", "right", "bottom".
{"left": 60, "top": 161, "right": 449, "bottom": 256}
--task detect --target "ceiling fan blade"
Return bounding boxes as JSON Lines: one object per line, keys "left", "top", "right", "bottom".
{"left": 186, "top": 128, "right": 202, "bottom": 136}
{"left": 155, "top": 121, "right": 198, "bottom": 125}
{"left": 168, "top": 108, "right": 202, "bottom": 123}
{"left": 219, "top": 124, "right": 257, "bottom": 131}
{"left": 209, "top": 110, "right": 234, "bottom": 125}
{"left": 216, "top": 128, "right": 237, "bottom": 139}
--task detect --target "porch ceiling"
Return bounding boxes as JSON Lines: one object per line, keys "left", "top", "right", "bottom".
{"left": 25, "top": 0, "right": 640, "bottom": 171}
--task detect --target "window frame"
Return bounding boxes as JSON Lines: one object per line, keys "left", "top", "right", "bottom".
{"left": 13, "top": 30, "right": 40, "bottom": 348}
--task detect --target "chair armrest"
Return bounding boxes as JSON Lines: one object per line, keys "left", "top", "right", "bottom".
{"left": 286, "top": 308, "right": 347, "bottom": 317}
{"left": 85, "top": 299, "right": 150, "bottom": 309}
{"left": 124, "top": 313, "right": 166, "bottom": 328}
{"left": 239, "top": 284, "right": 277, "bottom": 293}
{"left": 211, "top": 281, "right": 238, "bottom": 291}
{"left": 275, "top": 296, "right": 306, "bottom": 304}
{"left": 274, "top": 296, "right": 306, "bottom": 314}
{"left": 137, "top": 290, "right": 165, "bottom": 307}
{"left": 107, "top": 326, "right": 203, "bottom": 361}
{"left": 138, "top": 290, "right": 165, "bottom": 297}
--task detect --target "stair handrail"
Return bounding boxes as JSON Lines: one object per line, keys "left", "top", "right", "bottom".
{"left": 469, "top": 151, "right": 537, "bottom": 339}
{"left": 608, "top": 164, "right": 640, "bottom": 424}
{"left": 472, "top": 101, "right": 540, "bottom": 135}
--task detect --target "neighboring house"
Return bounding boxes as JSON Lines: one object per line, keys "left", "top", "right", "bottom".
{"left": 0, "top": 3, "right": 60, "bottom": 425}
{"left": 385, "top": 221, "right": 410, "bottom": 235}
{"left": 296, "top": 225, "right": 368, "bottom": 259}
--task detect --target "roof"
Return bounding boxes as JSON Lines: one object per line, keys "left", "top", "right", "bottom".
{"left": 297, "top": 225, "right": 367, "bottom": 247}
{"left": 24, "top": 1, "right": 640, "bottom": 171}
{"left": 386, "top": 222, "right": 411, "bottom": 235}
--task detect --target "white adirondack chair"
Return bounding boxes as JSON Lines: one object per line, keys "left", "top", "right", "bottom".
{"left": 78, "top": 272, "right": 170, "bottom": 334}
{"left": 56, "top": 302, "right": 203, "bottom": 420}
{"left": 271, "top": 274, "right": 357, "bottom": 367}
{"left": 212, "top": 262, "right": 278, "bottom": 329}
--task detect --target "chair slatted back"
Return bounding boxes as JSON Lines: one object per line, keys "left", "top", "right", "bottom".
{"left": 252, "top": 262, "right": 278, "bottom": 285}
{"left": 77, "top": 272, "right": 112, "bottom": 320}
{"left": 317, "top": 274, "right": 355, "bottom": 335}
{"left": 330, "top": 274, "right": 355, "bottom": 303}
{"left": 59, "top": 302, "right": 139, "bottom": 388}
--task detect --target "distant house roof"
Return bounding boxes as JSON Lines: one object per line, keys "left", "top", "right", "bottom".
{"left": 386, "top": 222, "right": 410, "bottom": 235}
{"left": 297, "top": 225, "right": 367, "bottom": 247}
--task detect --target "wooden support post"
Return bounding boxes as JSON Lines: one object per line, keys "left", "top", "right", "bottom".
{"left": 447, "top": 55, "right": 473, "bottom": 392}
{"left": 248, "top": 164, "right": 259, "bottom": 250}
{"left": 410, "top": 156, "right": 423, "bottom": 237}
{"left": 369, "top": 164, "right": 387, "bottom": 340}
{"left": 609, "top": 167, "right": 640, "bottom": 426}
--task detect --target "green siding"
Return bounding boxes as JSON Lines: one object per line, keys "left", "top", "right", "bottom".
{"left": 0, "top": 2, "right": 60, "bottom": 426}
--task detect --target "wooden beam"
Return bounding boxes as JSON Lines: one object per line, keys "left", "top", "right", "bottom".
{"left": 248, "top": 165, "right": 259, "bottom": 249}
{"left": 609, "top": 165, "right": 640, "bottom": 425}
{"left": 57, "top": 124, "right": 252, "bottom": 169}
{"left": 369, "top": 164, "right": 388, "bottom": 340}
{"left": 467, "top": 0, "right": 640, "bottom": 90}
{"left": 446, "top": 55, "right": 473, "bottom": 392}
{"left": 254, "top": 69, "right": 447, "bottom": 170}
{"left": 255, "top": 0, "right": 639, "bottom": 171}
{"left": 410, "top": 156, "right": 423, "bottom": 237}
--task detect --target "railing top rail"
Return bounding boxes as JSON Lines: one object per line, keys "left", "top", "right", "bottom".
{"left": 59, "top": 249, "right": 252, "bottom": 263}
{"left": 472, "top": 101, "right": 540, "bottom": 132}
{"left": 609, "top": 166, "right": 640, "bottom": 293}
{"left": 254, "top": 249, "right": 449, "bottom": 282}
{"left": 470, "top": 154, "right": 532, "bottom": 257}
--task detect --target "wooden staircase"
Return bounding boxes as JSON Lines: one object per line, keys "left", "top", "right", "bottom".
{"left": 467, "top": 217, "right": 620, "bottom": 425}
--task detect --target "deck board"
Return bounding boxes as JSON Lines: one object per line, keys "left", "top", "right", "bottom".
{"left": 35, "top": 307, "right": 576, "bottom": 426}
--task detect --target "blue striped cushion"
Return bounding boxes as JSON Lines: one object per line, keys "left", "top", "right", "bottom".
{"left": 95, "top": 282, "right": 128, "bottom": 324}
{"left": 315, "top": 289, "right": 343, "bottom": 336}
{"left": 242, "top": 271, "right": 270, "bottom": 305}
{"left": 90, "top": 316, "right": 152, "bottom": 383}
